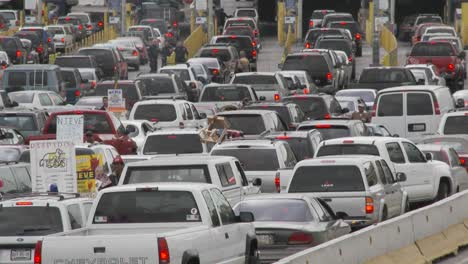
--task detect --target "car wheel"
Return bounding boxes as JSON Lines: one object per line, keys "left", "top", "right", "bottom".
{"left": 436, "top": 182, "right": 449, "bottom": 201}
{"left": 246, "top": 245, "right": 259, "bottom": 264}
{"left": 404, "top": 199, "right": 410, "bottom": 213}
{"left": 381, "top": 206, "right": 388, "bottom": 222}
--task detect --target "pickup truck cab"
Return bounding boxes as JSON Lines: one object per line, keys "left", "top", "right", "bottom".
{"left": 0, "top": 193, "right": 92, "bottom": 264}
{"left": 198, "top": 84, "right": 260, "bottom": 112}
{"left": 36, "top": 183, "right": 259, "bottom": 264}
{"left": 119, "top": 156, "right": 261, "bottom": 205}
{"left": 27, "top": 110, "right": 137, "bottom": 155}
{"left": 141, "top": 128, "right": 210, "bottom": 155}
{"left": 313, "top": 137, "right": 455, "bottom": 205}
{"left": 285, "top": 156, "right": 408, "bottom": 229}
{"left": 297, "top": 119, "right": 368, "bottom": 140}
{"left": 352, "top": 66, "right": 419, "bottom": 91}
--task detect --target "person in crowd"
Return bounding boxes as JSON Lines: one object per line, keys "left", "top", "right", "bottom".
{"left": 95, "top": 166, "right": 113, "bottom": 190}
{"left": 108, "top": 156, "right": 124, "bottom": 185}
{"left": 351, "top": 102, "right": 371, "bottom": 123}
{"left": 99, "top": 96, "right": 108, "bottom": 111}
{"left": 238, "top": 51, "right": 250, "bottom": 72}
{"left": 161, "top": 42, "right": 173, "bottom": 66}
{"left": 148, "top": 40, "right": 159, "bottom": 73}
{"left": 174, "top": 41, "right": 189, "bottom": 63}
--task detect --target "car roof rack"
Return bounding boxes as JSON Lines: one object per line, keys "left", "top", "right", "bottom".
{"left": 1, "top": 192, "right": 81, "bottom": 201}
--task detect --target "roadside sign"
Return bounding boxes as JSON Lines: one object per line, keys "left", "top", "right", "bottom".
{"left": 56, "top": 115, "right": 84, "bottom": 145}
{"left": 25, "top": 16, "right": 37, "bottom": 23}
{"left": 196, "top": 17, "right": 207, "bottom": 24}
{"left": 108, "top": 89, "right": 126, "bottom": 112}
{"left": 285, "top": 16, "right": 296, "bottom": 24}
{"left": 76, "top": 153, "right": 102, "bottom": 195}
{"left": 109, "top": 16, "right": 120, "bottom": 24}
{"left": 195, "top": 0, "right": 207, "bottom": 10}
{"left": 30, "top": 140, "right": 77, "bottom": 193}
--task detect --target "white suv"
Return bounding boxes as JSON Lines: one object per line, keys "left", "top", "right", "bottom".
{"left": 141, "top": 128, "right": 210, "bottom": 156}
{"left": 315, "top": 137, "right": 455, "bottom": 205}
{"left": 159, "top": 64, "right": 203, "bottom": 100}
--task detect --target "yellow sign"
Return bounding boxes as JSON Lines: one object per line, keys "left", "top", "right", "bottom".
{"left": 76, "top": 154, "right": 103, "bottom": 194}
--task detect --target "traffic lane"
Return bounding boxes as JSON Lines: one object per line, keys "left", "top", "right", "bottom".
{"left": 129, "top": 63, "right": 151, "bottom": 80}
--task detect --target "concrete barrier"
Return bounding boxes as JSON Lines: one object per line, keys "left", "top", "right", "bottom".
{"left": 276, "top": 190, "right": 468, "bottom": 264}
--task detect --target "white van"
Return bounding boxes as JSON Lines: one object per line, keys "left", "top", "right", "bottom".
{"left": 371, "top": 85, "right": 454, "bottom": 139}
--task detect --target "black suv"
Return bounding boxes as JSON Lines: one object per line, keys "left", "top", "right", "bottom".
{"left": 0, "top": 36, "right": 26, "bottom": 64}
{"left": 304, "top": 28, "right": 351, "bottom": 49}
{"left": 211, "top": 35, "right": 257, "bottom": 71}
{"left": 282, "top": 94, "right": 347, "bottom": 120}
{"left": 78, "top": 48, "right": 120, "bottom": 80}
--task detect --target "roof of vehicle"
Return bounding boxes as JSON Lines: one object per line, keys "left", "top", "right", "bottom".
{"left": 266, "top": 130, "right": 318, "bottom": 139}
{"left": 203, "top": 83, "right": 250, "bottom": 89}
{"left": 336, "top": 88, "right": 377, "bottom": 94}
{"left": 299, "top": 119, "right": 361, "bottom": 127}
{"left": 424, "top": 25, "right": 454, "bottom": 30}
{"left": 297, "top": 155, "right": 382, "bottom": 167}
{"left": 234, "top": 72, "right": 276, "bottom": 77}
{"left": 137, "top": 73, "right": 173, "bottom": 79}
{"left": 441, "top": 110, "right": 468, "bottom": 117}
{"left": 99, "top": 80, "right": 135, "bottom": 85}
{"left": 417, "top": 144, "right": 447, "bottom": 152}
{"left": 241, "top": 193, "right": 313, "bottom": 201}
{"left": 377, "top": 85, "right": 447, "bottom": 94}
{"left": 99, "top": 182, "right": 219, "bottom": 194}
{"left": 320, "top": 136, "right": 411, "bottom": 146}
{"left": 129, "top": 25, "right": 152, "bottom": 29}
{"left": 127, "top": 155, "right": 238, "bottom": 167}
{"left": 405, "top": 64, "right": 437, "bottom": 68}
{"left": 213, "top": 139, "right": 282, "bottom": 148}
{"left": 133, "top": 99, "right": 188, "bottom": 105}
{"left": 324, "top": 12, "right": 353, "bottom": 17}
{"left": 283, "top": 94, "right": 330, "bottom": 100}
{"left": 160, "top": 64, "right": 190, "bottom": 70}
{"left": 121, "top": 119, "right": 151, "bottom": 126}
{"left": 0, "top": 108, "right": 45, "bottom": 114}
{"left": 217, "top": 109, "right": 275, "bottom": 116}
{"left": 59, "top": 67, "right": 80, "bottom": 72}
{"left": 226, "top": 17, "right": 256, "bottom": 22}
{"left": 0, "top": 192, "right": 90, "bottom": 204}
{"left": 245, "top": 102, "right": 290, "bottom": 107}
{"left": 5, "top": 64, "right": 59, "bottom": 70}
{"left": 9, "top": 90, "right": 56, "bottom": 95}
{"left": 336, "top": 96, "right": 362, "bottom": 101}
{"left": 56, "top": 55, "right": 93, "bottom": 59}
{"left": 48, "top": 109, "right": 108, "bottom": 115}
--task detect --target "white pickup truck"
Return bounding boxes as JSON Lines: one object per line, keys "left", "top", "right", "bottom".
{"left": 35, "top": 183, "right": 259, "bottom": 264}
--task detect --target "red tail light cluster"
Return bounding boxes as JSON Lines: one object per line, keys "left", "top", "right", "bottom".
{"left": 355, "top": 33, "right": 361, "bottom": 41}
{"left": 132, "top": 50, "right": 139, "bottom": 56}
{"left": 87, "top": 24, "right": 92, "bottom": 30}
{"left": 274, "top": 94, "right": 280, "bottom": 101}
{"left": 274, "top": 172, "right": 280, "bottom": 193}
{"left": 165, "top": 32, "right": 174, "bottom": 38}
{"left": 211, "top": 69, "right": 219, "bottom": 75}
{"left": 60, "top": 38, "right": 65, "bottom": 43}
{"left": 252, "top": 41, "right": 256, "bottom": 47}
{"left": 434, "top": 99, "right": 441, "bottom": 115}
{"left": 447, "top": 63, "right": 455, "bottom": 71}
{"left": 34, "top": 241, "right": 42, "bottom": 264}
{"left": 371, "top": 103, "right": 377, "bottom": 117}
{"left": 15, "top": 50, "right": 21, "bottom": 58}
{"left": 326, "top": 72, "right": 333, "bottom": 81}
{"left": 78, "top": 24, "right": 83, "bottom": 30}
{"left": 251, "top": 50, "right": 257, "bottom": 58}
{"left": 253, "top": 29, "right": 259, "bottom": 36}
{"left": 36, "top": 46, "right": 43, "bottom": 53}
{"left": 91, "top": 80, "right": 96, "bottom": 89}
{"left": 348, "top": 57, "right": 353, "bottom": 62}
{"left": 309, "top": 20, "right": 314, "bottom": 27}
{"left": 47, "top": 38, "right": 51, "bottom": 43}
{"left": 288, "top": 232, "right": 313, "bottom": 245}
{"left": 158, "top": 237, "right": 170, "bottom": 263}
{"left": 172, "top": 21, "right": 178, "bottom": 27}
{"left": 98, "top": 21, "right": 104, "bottom": 28}
{"left": 305, "top": 42, "right": 311, "bottom": 49}
{"left": 75, "top": 90, "right": 81, "bottom": 97}
{"left": 365, "top": 197, "right": 374, "bottom": 214}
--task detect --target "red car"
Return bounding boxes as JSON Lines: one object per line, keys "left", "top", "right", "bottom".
{"left": 407, "top": 41, "right": 465, "bottom": 92}
{"left": 27, "top": 110, "right": 137, "bottom": 155}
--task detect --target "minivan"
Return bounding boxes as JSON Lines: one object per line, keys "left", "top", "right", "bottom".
{"left": 371, "top": 85, "right": 454, "bottom": 139}
{"left": 2, "top": 65, "right": 64, "bottom": 94}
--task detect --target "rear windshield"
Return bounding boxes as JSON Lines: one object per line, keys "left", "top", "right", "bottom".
{"left": 299, "top": 125, "right": 350, "bottom": 140}
{"left": 95, "top": 83, "right": 139, "bottom": 101}
{"left": 330, "top": 22, "right": 360, "bottom": 35}
{"left": 410, "top": 43, "right": 455, "bottom": 56}
{"left": 93, "top": 191, "right": 201, "bottom": 223}
{"left": 215, "top": 37, "right": 252, "bottom": 51}
{"left": 306, "top": 29, "right": 344, "bottom": 42}
{"left": 426, "top": 28, "right": 454, "bottom": 35}
{"left": 324, "top": 16, "right": 353, "bottom": 26}
{"left": 417, "top": 17, "right": 442, "bottom": 24}
{"left": 78, "top": 49, "right": 115, "bottom": 67}
{"left": 235, "top": 199, "right": 313, "bottom": 222}
{"left": 0, "top": 12, "right": 15, "bottom": 20}
{"left": 47, "top": 114, "right": 112, "bottom": 134}
{"left": 232, "top": 75, "right": 277, "bottom": 85}
{"left": 276, "top": 137, "right": 314, "bottom": 160}
{"left": 359, "top": 69, "right": 415, "bottom": 83}
{"left": 9, "top": 93, "right": 34, "bottom": 103}
{"left": 224, "top": 27, "right": 253, "bottom": 37}
{"left": 55, "top": 57, "right": 92, "bottom": 68}
{"left": 198, "top": 49, "right": 232, "bottom": 62}
{"left": 0, "top": 115, "right": 36, "bottom": 132}
{"left": 316, "top": 144, "right": 380, "bottom": 157}
{"left": 316, "top": 40, "right": 352, "bottom": 55}
{"left": 237, "top": 10, "right": 256, "bottom": 17}
{"left": 443, "top": 116, "right": 468, "bottom": 135}
{"left": 283, "top": 55, "right": 330, "bottom": 74}
{"left": 160, "top": 69, "right": 190, "bottom": 81}
{"left": 133, "top": 104, "right": 176, "bottom": 122}
{"left": 0, "top": 207, "right": 63, "bottom": 236}
{"left": 143, "top": 134, "right": 203, "bottom": 154}
{"left": 0, "top": 147, "right": 22, "bottom": 162}
{"left": 139, "top": 77, "right": 175, "bottom": 95}
{"left": 225, "top": 20, "right": 256, "bottom": 29}
{"left": 283, "top": 97, "right": 327, "bottom": 119}
{"left": 211, "top": 148, "right": 279, "bottom": 171}
{"left": 201, "top": 86, "right": 251, "bottom": 101}
{"left": 14, "top": 33, "right": 39, "bottom": 47}
{"left": 57, "top": 18, "right": 80, "bottom": 25}
{"left": 289, "top": 165, "right": 365, "bottom": 192}
{"left": 46, "top": 27, "right": 65, "bottom": 36}
{"left": 245, "top": 106, "right": 291, "bottom": 124}
{"left": 123, "top": 165, "right": 210, "bottom": 184}
{"left": 218, "top": 114, "right": 265, "bottom": 135}
{"left": 336, "top": 90, "right": 375, "bottom": 103}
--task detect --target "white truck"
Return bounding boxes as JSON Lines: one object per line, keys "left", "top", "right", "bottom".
{"left": 35, "top": 183, "right": 260, "bottom": 264}
{"left": 119, "top": 155, "right": 262, "bottom": 206}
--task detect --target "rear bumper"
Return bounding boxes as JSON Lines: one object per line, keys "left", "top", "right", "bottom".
{"left": 258, "top": 246, "right": 310, "bottom": 263}
{"left": 124, "top": 56, "right": 140, "bottom": 66}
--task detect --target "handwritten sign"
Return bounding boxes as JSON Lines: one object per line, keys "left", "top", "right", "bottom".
{"left": 57, "top": 115, "right": 84, "bottom": 145}
{"left": 108, "top": 89, "right": 126, "bottom": 112}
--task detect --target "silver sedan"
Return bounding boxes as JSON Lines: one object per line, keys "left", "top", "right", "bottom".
{"left": 233, "top": 194, "right": 351, "bottom": 263}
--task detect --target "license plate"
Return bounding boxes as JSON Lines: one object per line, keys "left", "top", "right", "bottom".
{"left": 11, "top": 249, "right": 31, "bottom": 261}
{"left": 257, "top": 234, "right": 274, "bottom": 245}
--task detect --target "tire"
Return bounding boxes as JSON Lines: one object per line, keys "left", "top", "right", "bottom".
{"left": 246, "top": 246, "right": 259, "bottom": 264}
{"left": 436, "top": 182, "right": 449, "bottom": 201}
{"left": 404, "top": 199, "right": 410, "bottom": 214}
{"left": 381, "top": 207, "right": 388, "bottom": 222}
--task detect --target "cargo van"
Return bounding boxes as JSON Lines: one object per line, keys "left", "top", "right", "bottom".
{"left": 2, "top": 65, "right": 64, "bottom": 94}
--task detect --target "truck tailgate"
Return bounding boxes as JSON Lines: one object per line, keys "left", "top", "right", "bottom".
{"left": 42, "top": 235, "right": 158, "bottom": 263}
{"left": 304, "top": 192, "right": 367, "bottom": 218}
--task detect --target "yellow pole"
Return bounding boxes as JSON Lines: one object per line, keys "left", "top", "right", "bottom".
{"left": 190, "top": 9, "right": 195, "bottom": 33}
{"left": 19, "top": 10, "right": 24, "bottom": 28}
{"left": 42, "top": 2, "right": 48, "bottom": 25}
{"left": 126, "top": 3, "right": 132, "bottom": 30}
{"left": 278, "top": 1, "right": 285, "bottom": 45}
{"left": 462, "top": 2, "right": 468, "bottom": 48}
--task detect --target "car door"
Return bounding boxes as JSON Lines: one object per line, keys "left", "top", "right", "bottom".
{"left": 210, "top": 188, "right": 244, "bottom": 263}
{"left": 215, "top": 163, "right": 242, "bottom": 206}
{"left": 200, "top": 190, "right": 225, "bottom": 263}
{"left": 447, "top": 148, "right": 468, "bottom": 191}
{"left": 234, "top": 160, "right": 259, "bottom": 197}
{"left": 38, "top": 93, "right": 53, "bottom": 107}
{"left": 313, "top": 198, "right": 350, "bottom": 239}
{"left": 405, "top": 91, "right": 437, "bottom": 138}
{"left": 375, "top": 160, "right": 400, "bottom": 217}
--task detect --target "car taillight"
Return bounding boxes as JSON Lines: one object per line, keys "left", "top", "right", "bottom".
{"left": 365, "top": 197, "right": 374, "bottom": 214}
{"left": 158, "top": 237, "right": 170, "bottom": 264}
{"left": 75, "top": 90, "right": 81, "bottom": 97}
{"left": 211, "top": 69, "right": 219, "bottom": 75}
{"left": 252, "top": 50, "right": 257, "bottom": 58}
{"left": 460, "top": 157, "right": 466, "bottom": 165}
{"left": 303, "top": 88, "right": 310, "bottom": 94}
{"left": 61, "top": 38, "right": 65, "bottom": 43}
{"left": 372, "top": 103, "right": 377, "bottom": 117}
{"left": 87, "top": 24, "right": 92, "bottom": 30}
{"left": 274, "top": 94, "right": 280, "bottom": 101}
{"left": 0, "top": 24, "right": 4, "bottom": 29}
{"left": 326, "top": 72, "right": 333, "bottom": 81}
{"left": 91, "top": 80, "right": 96, "bottom": 89}
{"left": 252, "top": 41, "right": 256, "bottom": 47}
{"left": 253, "top": 29, "right": 259, "bottom": 36}
{"left": 305, "top": 42, "right": 311, "bottom": 49}
{"left": 274, "top": 172, "right": 280, "bottom": 193}
{"left": 434, "top": 99, "right": 441, "bottom": 115}
{"left": 348, "top": 56, "right": 353, "bottom": 62}
{"left": 288, "top": 232, "right": 313, "bottom": 245}
{"left": 36, "top": 46, "right": 43, "bottom": 53}
{"left": 309, "top": 20, "right": 314, "bottom": 27}
{"left": 417, "top": 36, "right": 421, "bottom": 42}
{"left": 355, "top": 33, "right": 361, "bottom": 41}
{"left": 15, "top": 50, "right": 21, "bottom": 58}
{"left": 172, "top": 21, "right": 178, "bottom": 27}
{"left": 34, "top": 241, "right": 42, "bottom": 264}
{"left": 47, "top": 37, "right": 51, "bottom": 43}
{"left": 98, "top": 21, "right": 104, "bottom": 28}
{"left": 133, "top": 50, "right": 139, "bottom": 56}
{"left": 324, "top": 113, "right": 331, "bottom": 119}
{"left": 78, "top": 24, "right": 83, "bottom": 30}
{"left": 165, "top": 32, "right": 174, "bottom": 38}
{"left": 447, "top": 63, "right": 455, "bottom": 71}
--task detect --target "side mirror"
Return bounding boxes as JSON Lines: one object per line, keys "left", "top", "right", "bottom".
{"left": 396, "top": 172, "right": 407, "bottom": 182}
{"left": 252, "top": 178, "right": 262, "bottom": 186}
{"left": 425, "top": 152, "right": 433, "bottom": 161}
{"left": 341, "top": 107, "right": 349, "bottom": 114}
{"left": 259, "top": 96, "right": 266, "bottom": 101}
{"left": 238, "top": 212, "right": 254, "bottom": 222}
{"left": 199, "top": 113, "right": 207, "bottom": 119}
{"left": 417, "top": 79, "right": 425, "bottom": 85}
{"left": 456, "top": 98, "right": 465, "bottom": 108}
{"left": 125, "top": 126, "right": 136, "bottom": 135}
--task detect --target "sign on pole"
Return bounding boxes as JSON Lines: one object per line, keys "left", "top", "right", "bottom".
{"left": 108, "top": 89, "right": 126, "bottom": 112}
{"left": 285, "top": 16, "right": 296, "bottom": 24}
{"left": 195, "top": 17, "right": 207, "bottom": 24}
{"left": 195, "top": 0, "right": 207, "bottom": 10}
{"left": 57, "top": 115, "right": 84, "bottom": 145}
{"left": 30, "top": 140, "right": 77, "bottom": 193}
{"left": 109, "top": 16, "right": 120, "bottom": 24}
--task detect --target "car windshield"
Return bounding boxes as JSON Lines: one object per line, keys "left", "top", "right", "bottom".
{"left": 0, "top": 147, "right": 21, "bottom": 162}
{"left": 359, "top": 69, "right": 416, "bottom": 83}
{"left": 316, "top": 144, "right": 380, "bottom": 157}
{"left": 139, "top": 77, "right": 175, "bottom": 95}
{"left": 235, "top": 199, "right": 313, "bottom": 222}
{"left": 55, "top": 57, "right": 92, "bottom": 68}
{"left": 201, "top": 86, "right": 251, "bottom": 101}
{"left": 95, "top": 83, "right": 139, "bottom": 102}
{"left": 133, "top": 104, "right": 177, "bottom": 122}
{"left": 410, "top": 42, "right": 455, "bottom": 56}
{"left": 47, "top": 113, "right": 112, "bottom": 134}
{"left": 124, "top": 165, "right": 210, "bottom": 184}
{"left": 283, "top": 55, "right": 329, "bottom": 74}
{"left": 237, "top": 10, "right": 256, "bottom": 17}
{"left": 283, "top": 97, "right": 326, "bottom": 119}
{"left": 143, "top": 134, "right": 204, "bottom": 155}
{"left": 299, "top": 125, "right": 350, "bottom": 140}
{"left": 218, "top": 114, "right": 265, "bottom": 135}
{"left": 275, "top": 137, "right": 314, "bottom": 160}
{"left": 0, "top": 207, "right": 63, "bottom": 236}
{"left": 443, "top": 116, "right": 468, "bottom": 134}
{"left": 211, "top": 148, "right": 279, "bottom": 171}
{"left": 336, "top": 90, "right": 375, "bottom": 103}
{"left": 160, "top": 69, "right": 190, "bottom": 81}
{"left": 93, "top": 191, "right": 201, "bottom": 223}
{"left": 9, "top": 93, "right": 34, "bottom": 103}
{"left": 289, "top": 165, "right": 365, "bottom": 192}
{"left": 0, "top": 115, "right": 37, "bottom": 132}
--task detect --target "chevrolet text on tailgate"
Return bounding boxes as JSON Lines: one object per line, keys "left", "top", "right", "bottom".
{"left": 36, "top": 183, "right": 259, "bottom": 264}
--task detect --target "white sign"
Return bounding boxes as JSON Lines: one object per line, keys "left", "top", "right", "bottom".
{"left": 195, "top": 0, "right": 207, "bottom": 10}
{"left": 30, "top": 140, "right": 77, "bottom": 193}
{"left": 57, "top": 115, "right": 84, "bottom": 145}
{"left": 109, "top": 16, "right": 120, "bottom": 24}
{"left": 108, "top": 89, "right": 125, "bottom": 112}
{"left": 196, "top": 17, "right": 207, "bottom": 24}
{"left": 24, "top": 0, "right": 36, "bottom": 10}
{"left": 285, "top": 16, "right": 296, "bottom": 24}
{"left": 25, "top": 16, "right": 37, "bottom": 23}
{"left": 375, "top": 16, "right": 389, "bottom": 31}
